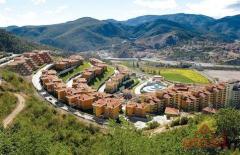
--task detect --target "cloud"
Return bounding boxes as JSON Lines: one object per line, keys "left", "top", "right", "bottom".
{"left": 134, "top": 0, "right": 177, "bottom": 10}
{"left": 227, "top": 1, "right": 240, "bottom": 10}
{"left": 186, "top": 0, "right": 240, "bottom": 18}
{"left": 0, "top": 0, "right": 6, "bottom": 4}
{"left": 32, "top": 0, "right": 46, "bottom": 5}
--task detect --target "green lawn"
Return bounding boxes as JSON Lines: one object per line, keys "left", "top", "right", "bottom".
{"left": 160, "top": 69, "right": 210, "bottom": 84}
{"left": 161, "top": 72, "right": 195, "bottom": 84}
{"left": 143, "top": 67, "right": 210, "bottom": 84}
{"left": 60, "top": 62, "right": 91, "bottom": 82}
{"left": 89, "top": 66, "right": 115, "bottom": 90}
{"left": 0, "top": 92, "right": 17, "bottom": 122}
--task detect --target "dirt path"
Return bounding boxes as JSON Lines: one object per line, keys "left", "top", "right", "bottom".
{"left": 3, "top": 94, "right": 26, "bottom": 128}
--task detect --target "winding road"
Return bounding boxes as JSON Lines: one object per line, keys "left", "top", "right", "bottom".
{"left": 134, "top": 78, "right": 151, "bottom": 95}
{"left": 3, "top": 94, "right": 26, "bottom": 128}
{"left": 32, "top": 64, "right": 109, "bottom": 127}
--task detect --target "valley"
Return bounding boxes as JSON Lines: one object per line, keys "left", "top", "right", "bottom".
{"left": 0, "top": 9, "right": 240, "bottom": 155}
{"left": 4, "top": 14, "right": 240, "bottom": 64}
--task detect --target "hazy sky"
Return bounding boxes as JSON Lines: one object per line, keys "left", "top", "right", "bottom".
{"left": 0, "top": 0, "right": 240, "bottom": 26}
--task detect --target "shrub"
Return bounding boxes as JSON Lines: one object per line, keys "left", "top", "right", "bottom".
{"left": 146, "top": 121, "right": 160, "bottom": 130}
{"left": 170, "top": 118, "right": 180, "bottom": 127}
{"left": 179, "top": 117, "right": 188, "bottom": 125}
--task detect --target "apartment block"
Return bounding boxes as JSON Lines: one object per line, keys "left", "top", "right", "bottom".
{"left": 205, "top": 83, "right": 227, "bottom": 109}
{"left": 72, "top": 78, "right": 87, "bottom": 88}
{"left": 89, "top": 58, "right": 104, "bottom": 66}
{"left": 54, "top": 55, "right": 83, "bottom": 71}
{"left": 9, "top": 57, "right": 35, "bottom": 76}
{"left": 81, "top": 59, "right": 107, "bottom": 83}
{"left": 128, "top": 83, "right": 228, "bottom": 117}
{"left": 202, "top": 107, "right": 218, "bottom": 114}
{"left": 66, "top": 90, "right": 95, "bottom": 110}
{"left": 164, "top": 107, "right": 180, "bottom": 117}
{"left": 227, "top": 80, "right": 240, "bottom": 108}
{"left": 24, "top": 51, "right": 52, "bottom": 66}
{"left": 40, "top": 56, "right": 126, "bottom": 119}
{"left": 105, "top": 65, "right": 130, "bottom": 94}
{"left": 9, "top": 51, "right": 52, "bottom": 76}
{"left": 93, "top": 98, "right": 122, "bottom": 119}
{"left": 126, "top": 102, "right": 150, "bottom": 118}
{"left": 82, "top": 71, "right": 95, "bottom": 83}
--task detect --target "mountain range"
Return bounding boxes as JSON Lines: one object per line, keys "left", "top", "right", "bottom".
{"left": 5, "top": 13, "right": 240, "bottom": 52}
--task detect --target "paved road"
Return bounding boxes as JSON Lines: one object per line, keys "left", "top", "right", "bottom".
{"left": 0, "top": 54, "right": 20, "bottom": 67}
{"left": 3, "top": 94, "right": 25, "bottom": 128}
{"left": 32, "top": 65, "right": 108, "bottom": 127}
{"left": 32, "top": 64, "right": 53, "bottom": 91}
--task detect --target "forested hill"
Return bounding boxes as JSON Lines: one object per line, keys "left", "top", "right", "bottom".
{"left": 5, "top": 13, "right": 240, "bottom": 52}
{"left": 0, "top": 29, "right": 45, "bottom": 54}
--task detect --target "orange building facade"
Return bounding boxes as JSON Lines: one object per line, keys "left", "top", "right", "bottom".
{"left": 126, "top": 83, "right": 228, "bottom": 118}
{"left": 9, "top": 51, "right": 52, "bottom": 76}
{"left": 41, "top": 58, "right": 123, "bottom": 119}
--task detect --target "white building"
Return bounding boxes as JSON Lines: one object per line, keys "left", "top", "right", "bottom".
{"left": 227, "top": 80, "right": 240, "bottom": 108}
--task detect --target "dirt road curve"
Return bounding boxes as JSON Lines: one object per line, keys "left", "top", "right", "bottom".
{"left": 3, "top": 94, "right": 25, "bottom": 128}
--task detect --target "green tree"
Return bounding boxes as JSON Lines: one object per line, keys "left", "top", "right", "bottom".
{"left": 215, "top": 109, "right": 240, "bottom": 148}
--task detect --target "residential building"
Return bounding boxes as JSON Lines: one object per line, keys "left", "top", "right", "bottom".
{"left": 105, "top": 65, "right": 130, "bottom": 94}
{"left": 202, "top": 107, "right": 218, "bottom": 114}
{"left": 205, "top": 83, "right": 227, "bottom": 109}
{"left": 126, "top": 102, "right": 150, "bottom": 118}
{"left": 164, "top": 107, "right": 180, "bottom": 117}
{"left": 9, "top": 51, "right": 52, "bottom": 76}
{"left": 227, "top": 80, "right": 240, "bottom": 108}
{"left": 128, "top": 83, "right": 228, "bottom": 117}
{"left": 54, "top": 55, "right": 83, "bottom": 71}
{"left": 93, "top": 98, "right": 122, "bottom": 119}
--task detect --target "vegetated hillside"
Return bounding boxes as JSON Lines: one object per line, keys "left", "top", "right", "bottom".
{"left": 131, "top": 19, "right": 200, "bottom": 49}
{"left": 6, "top": 14, "right": 240, "bottom": 52}
{"left": 7, "top": 17, "right": 130, "bottom": 51}
{"left": 123, "top": 13, "right": 215, "bottom": 29}
{"left": 0, "top": 69, "right": 238, "bottom": 154}
{"left": 0, "top": 29, "right": 44, "bottom": 54}
{"left": 123, "top": 13, "right": 240, "bottom": 42}
{"left": 207, "top": 15, "right": 240, "bottom": 41}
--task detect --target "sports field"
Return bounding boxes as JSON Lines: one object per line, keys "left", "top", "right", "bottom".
{"left": 144, "top": 68, "right": 210, "bottom": 84}
{"left": 160, "top": 69, "right": 210, "bottom": 84}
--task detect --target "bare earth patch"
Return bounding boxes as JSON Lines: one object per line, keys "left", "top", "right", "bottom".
{"left": 202, "top": 70, "right": 240, "bottom": 82}
{"left": 3, "top": 94, "right": 25, "bottom": 128}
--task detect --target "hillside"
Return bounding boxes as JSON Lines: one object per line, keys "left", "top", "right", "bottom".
{"left": 123, "top": 13, "right": 215, "bottom": 29}
{"left": 130, "top": 19, "right": 200, "bottom": 49}
{"left": 5, "top": 14, "right": 240, "bottom": 52}
{"left": 207, "top": 15, "right": 240, "bottom": 41}
{"left": 6, "top": 17, "right": 130, "bottom": 52}
{"left": 0, "top": 29, "right": 44, "bottom": 54}
{"left": 0, "top": 69, "right": 236, "bottom": 154}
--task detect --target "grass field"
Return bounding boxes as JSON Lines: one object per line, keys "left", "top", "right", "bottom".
{"left": 60, "top": 62, "right": 91, "bottom": 82}
{"left": 143, "top": 67, "right": 210, "bottom": 84}
{"left": 0, "top": 92, "right": 17, "bottom": 122}
{"left": 161, "top": 69, "right": 210, "bottom": 84}
{"left": 89, "top": 66, "right": 115, "bottom": 90}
